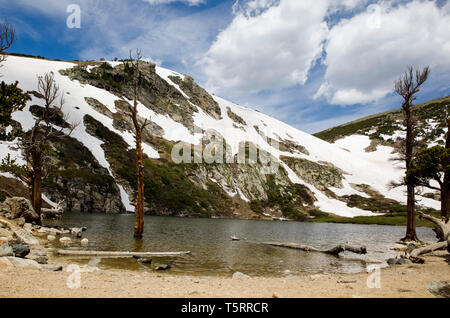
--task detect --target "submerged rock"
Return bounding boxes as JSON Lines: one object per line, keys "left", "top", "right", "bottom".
{"left": 59, "top": 237, "right": 71, "bottom": 244}
{"left": 71, "top": 227, "right": 87, "bottom": 238}
{"left": 81, "top": 238, "right": 89, "bottom": 247}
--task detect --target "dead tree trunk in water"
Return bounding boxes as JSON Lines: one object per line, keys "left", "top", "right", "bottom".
{"left": 264, "top": 242, "right": 367, "bottom": 255}
{"left": 394, "top": 66, "right": 430, "bottom": 242}
{"left": 128, "top": 50, "right": 150, "bottom": 239}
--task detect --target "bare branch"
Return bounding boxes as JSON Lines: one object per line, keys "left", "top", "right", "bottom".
{"left": 0, "top": 20, "right": 15, "bottom": 66}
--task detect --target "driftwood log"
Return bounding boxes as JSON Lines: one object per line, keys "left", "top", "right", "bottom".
{"left": 264, "top": 242, "right": 367, "bottom": 255}
{"left": 56, "top": 250, "right": 191, "bottom": 257}
{"left": 407, "top": 212, "right": 450, "bottom": 259}
{"left": 418, "top": 212, "right": 450, "bottom": 242}
{"left": 410, "top": 241, "right": 448, "bottom": 258}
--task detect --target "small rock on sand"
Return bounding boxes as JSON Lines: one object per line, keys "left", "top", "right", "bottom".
{"left": 232, "top": 272, "right": 251, "bottom": 279}
{"left": 12, "top": 244, "right": 30, "bottom": 258}
{"left": 81, "top": 238, "right": 89, "bottom": 247}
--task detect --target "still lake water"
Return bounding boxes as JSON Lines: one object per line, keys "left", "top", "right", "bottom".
{"left": 49, "top": 213, "right": 437, "bottom": 277}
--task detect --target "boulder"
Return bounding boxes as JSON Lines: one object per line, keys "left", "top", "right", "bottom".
{"left": 59, "top": 237, "right": 71, "bottom": 244}
{"left": 12, "top": 244, "right": 30, "bottom": 258}
{"left": 0, "top": 244, "right": 13, "bottom": 257}
{"left": 1, "top": 197, "right": 40, "bottom": 223}
{"left": 14, "top": 229, "right": 39, "bottom": 245}
{"left": 47, "top": 235, "right": 56, "bottom": 242}
{"left": 0, "top": 257, "right": 41, "bottom": 269}
{"left": 70, "top": 227, "right": 87, "bottom": 238}
{"left": 0, "top": 228, "right": 12, "bottom": 239}
{"left": 427, "top": 281, "right": 450, "bottom": 298}
{"left": 81, "top": 238, "right": 89, "bottom": 247}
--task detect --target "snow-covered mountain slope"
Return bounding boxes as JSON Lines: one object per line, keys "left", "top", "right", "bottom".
{"left": 0, "top": 55, "right": 442, "bottom": 218}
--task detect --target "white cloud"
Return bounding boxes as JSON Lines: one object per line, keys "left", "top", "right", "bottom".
{"left": 316, "top": 0, "right": 450, "bottom": 105}
{"left": 199, "top": 0, "right": 329, "bottom": 95}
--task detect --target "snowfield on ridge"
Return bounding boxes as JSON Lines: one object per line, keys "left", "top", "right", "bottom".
{"left": 0, "top": 55, "right": 441, "bottom": 217}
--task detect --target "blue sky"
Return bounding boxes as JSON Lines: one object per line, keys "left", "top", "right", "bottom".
{"left": 1, "top": 0, "right": 449, "bottom": 133}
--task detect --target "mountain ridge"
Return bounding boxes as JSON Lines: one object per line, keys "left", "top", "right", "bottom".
{"left": 0, "top": 55, "right": 443, "bottom": 221}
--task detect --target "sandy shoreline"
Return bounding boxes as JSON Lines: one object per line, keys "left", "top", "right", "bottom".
{"left": 1, "top": 215, "right": 449, "bottom": 298}
{"left": 1, "top": 251, "right": 449, "bottom": 298}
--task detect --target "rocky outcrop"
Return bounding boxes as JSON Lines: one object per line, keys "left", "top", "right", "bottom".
{"left": 44, "top": 177, "right": 125, "bottom": 214}
{"left": 44, "top": 135, "right": 126, "bottom": 214}
{"left": 169, "top": 75, "right": 222, "bottom": 120}
{"left": 0, "top": 197, "right": 40, "bottom": 223}
{"left": 282, "top": 157, "right": 344, "bottom": 191}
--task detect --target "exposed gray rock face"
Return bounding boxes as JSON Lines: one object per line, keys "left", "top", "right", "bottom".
{"left": 45, "top": 178, "right": 125, "bottom": 214}
{"left": 43, "top": 135, "right": 126, "bottom": 214}
{"left": 282, "top": 157, "right": 344, "bottom": 191}
{"left": 0, "top": 197, "right": 40, "bottom": 223}
{"left": 169, "top": 75, "right": 222, "bottom": 120}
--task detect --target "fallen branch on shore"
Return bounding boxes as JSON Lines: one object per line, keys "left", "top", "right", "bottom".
{"left": 405, "top": 213, "right": 450, "bottom": 261}
{"left": 56, "top": 250, "right": 191, "bottom": 257}
{"left": 409, "top": 241, "right": 448, "bottom": 258}
{"left": 263, "top": 242, "right": 367, "bottom": 255}
{"left": 418, "top": 212, "right": 450, "bottom": 242}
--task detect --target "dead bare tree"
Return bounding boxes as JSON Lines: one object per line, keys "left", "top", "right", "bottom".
{"left": 0, "top": 20, "right": 15, "bottom": 67}
{"left": 394, "top": 66, "right": 430, "bottom": 242}
{"left": 17, "top": 72, "right": 76, "bottom": 221}
{"left": 127, "top": 49, "right": 151, "bottom": 238}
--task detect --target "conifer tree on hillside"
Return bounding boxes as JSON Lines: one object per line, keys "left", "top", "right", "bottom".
{"left": 0, "top": 81, "right": 30, "bottom": 141}
{"left": 406, "top": 109, "right": 450, "bottom": 228}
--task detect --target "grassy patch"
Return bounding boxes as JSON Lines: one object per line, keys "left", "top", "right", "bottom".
{"left": 309, "top": 209, "right": 441, "bottom": 227}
